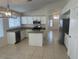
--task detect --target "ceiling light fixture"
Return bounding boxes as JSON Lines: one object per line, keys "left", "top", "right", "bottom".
{"left": 5, "top": 2, "right": 12, "bottom": 16}
{"left": 0, "top": 0, "right": 12, "bottom": 17}
{"left": 53, "top": 15, "right": 59, "bottom": 19}
{"left": 0, "top": 0, "right": 22, "bottom": 19}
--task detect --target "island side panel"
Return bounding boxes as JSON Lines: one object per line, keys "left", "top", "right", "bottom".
{"left": 28, "top": 33, "right": 43, "bottom": 47}
{"left": 7, "top": 32, "right": 16, "bottom": 44}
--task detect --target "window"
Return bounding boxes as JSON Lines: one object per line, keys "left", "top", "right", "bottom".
{"left": 0, "top": 19, "right": 4, "bottom": 38}
{"left": 49, "top": 19, "right": 53, "bottom": 27}
{"left": 9, "top": 17, "right": 21, "bottom": 28}
{"left": 21, "top": 17, "right": 28, "bottom": 24}
{"left": 48, "top": 19, "right": 53, "bottom": 27}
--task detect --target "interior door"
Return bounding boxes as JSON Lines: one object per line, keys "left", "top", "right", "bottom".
{"left": 68, "top": 7, "right": 78, "bottom": 59}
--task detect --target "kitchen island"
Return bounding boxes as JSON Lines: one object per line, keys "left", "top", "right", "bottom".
{"left": 7, "top": 25, "right": 45, "bottom": 44}
{"left": 28, "top": 31, "right": 44, "bottom": 47}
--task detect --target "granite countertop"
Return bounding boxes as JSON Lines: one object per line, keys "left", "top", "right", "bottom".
{"left": 28, "top": 30, "right": 44, "bottom": 33}
{"left": 7, "top": 26, "right": 32, "bottom": 32}
{"left": 7, "top": 25, "right": 45, "bottom": 32}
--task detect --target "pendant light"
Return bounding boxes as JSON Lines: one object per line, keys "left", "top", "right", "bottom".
{"left": 4, "top": 0, "right": 11, "bottom": 16}
{"left": 0, "top": 0, "right": 12, "bottom": 17}
{"left": 0, "top": 0, "right": 22, "bottom": 19}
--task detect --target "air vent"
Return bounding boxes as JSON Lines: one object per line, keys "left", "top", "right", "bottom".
{"left": 28, "top": 0, "right": 32, "bottom": 2}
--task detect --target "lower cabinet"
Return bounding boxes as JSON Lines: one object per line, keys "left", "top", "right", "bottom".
{"left": 64, "top": 33, "right": 70, "bottom": 56}
{"left": 7, "top": 31, "right": 21, "bottom": 44}
{"left": 7, "top": 32, "right": 16, "bottom": 44}
{"left": 21, "top": 30, "right": 26, "bottom": 40}
{"left": 28, "top": 32, "right": 43, "bottom": 47}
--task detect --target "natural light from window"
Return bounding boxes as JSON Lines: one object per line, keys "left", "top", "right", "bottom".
{"left": 9, "top": 17, "right": 21, "bottom": 28}
{"left": 0, "top": 19, "right": 4, "bottom": 38}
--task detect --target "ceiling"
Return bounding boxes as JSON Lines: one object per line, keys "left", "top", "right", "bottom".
{"left": 0, "top": 0, "right": 65, "bottom": 13}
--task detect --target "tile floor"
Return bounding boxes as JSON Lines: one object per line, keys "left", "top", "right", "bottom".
{"left": 0, "top": 31, "right": 69, "bottom": 59}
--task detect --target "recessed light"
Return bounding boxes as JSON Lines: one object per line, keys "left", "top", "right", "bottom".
{"left": 53, "top": 15, "right": 59, "bottom": 19}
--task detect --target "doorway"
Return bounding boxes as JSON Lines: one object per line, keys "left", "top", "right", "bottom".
{"left": 59, "top": 10, "right": 70, "bottom": 45}
{"left": 47, "top": 15, "right": 54, "bottom": 44}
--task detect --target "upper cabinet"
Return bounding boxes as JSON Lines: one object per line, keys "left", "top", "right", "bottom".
{"left": 41, "top": 16, "right": 47, "bottom": 24}
{"left": 21, "top": 16, "right": 47, "bottom": 24}
{"left": 28, "top": 17, "right": 33, "bottom": 24}
{"left": 21, "top": 17, "right": 28, "bottom": 24}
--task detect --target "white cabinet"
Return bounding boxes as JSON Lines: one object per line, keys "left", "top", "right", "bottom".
{"left": 21, "top": 30, "right": 26, "bottom": 40}
{"left": 64, "top": 33, "right": 69, "bottom": 49}
{"left": 7, "top": 30, "right": 26, "bottom": 44}
{"left": 28, "top": 17, "right": 33, "bottom": 24}
{"left": 28, "top": 32, "right": 43, "bottom": 47}
{"left": 7, "top": 32, "right": 16, "bottom": 44}
{"left": 22, "top": 17, "right": 33, "bottom": 24}
{"left": 21, "top": 16, "right": 47, "bottom": 24}
{"left": 41, "top": 17, "right": 46, "bottom": 24}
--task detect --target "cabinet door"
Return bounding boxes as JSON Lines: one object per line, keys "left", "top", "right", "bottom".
{"left": 41, "top": 17, "right": 46, "bottom": 24}
{"left": 22, "top": 17, "right": 28, "bottom": 24}
{"left": 27, "top": 17, "right": 33, "bottom": 24}
{"left": 7, "top": 32, "right": 16, "bottom": 44}
{"left": 21, "top": 30, "right": 26, "bottom": 40}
